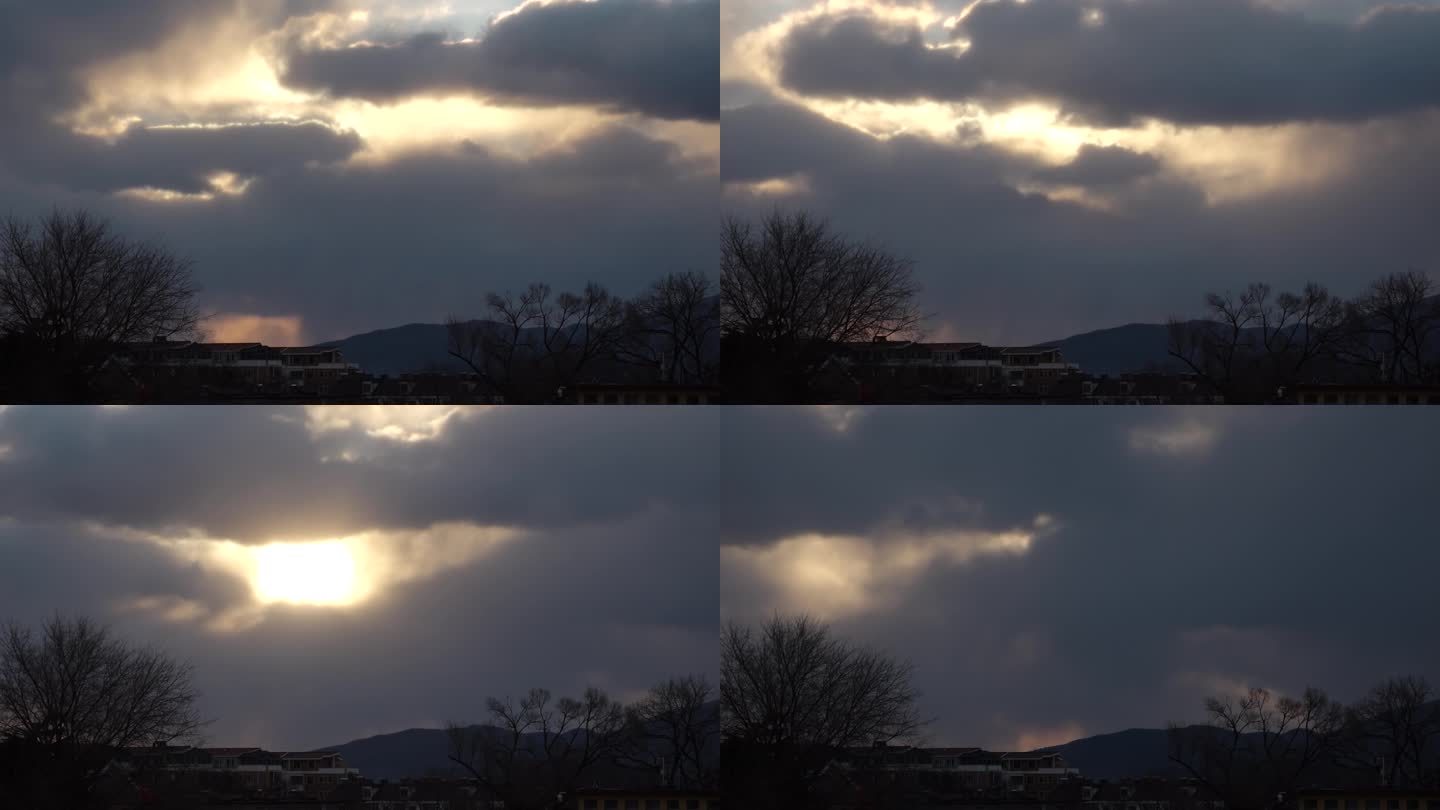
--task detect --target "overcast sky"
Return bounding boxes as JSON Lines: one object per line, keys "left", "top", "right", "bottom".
{"left": 0, "top": 0, "right": 717, "bottom": 344}
{"left": 722, "top": 0, "right": 1440, "bottom": 344}
{"left": 0, "top": 405, "right": 718, "bottom": 750}
{"left": 720, "top": 407, "right": 1440, "bottom": 751}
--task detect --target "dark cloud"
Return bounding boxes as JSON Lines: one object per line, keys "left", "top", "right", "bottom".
{"left": 779, "top": 0, "right": 1440, "bottom": 126}
{"left": 0, "top": 1, "right": 715, "bottom": 338}
{"left": 9, "top": 122, "right": 362, "bottom": 195}
{"left": 720, "top": 408, "right": 1440, "bottom": 748}
{"left": 1034, "top": 144, "right": 1161, "bottom": 188}
{"left": 0, "top": 406, "right": 718, "bottom": 749}
{"left": 0, "top": 406, "right": 716, "bottom": 542}
{"left": 721, "top": 101, "right": 1440, "bottom": 342}
{"left": 1, "top": 122, "right": 714, "bottom": 340}
{"left": 282, "top": 0, "right": 720, "bottom": 121}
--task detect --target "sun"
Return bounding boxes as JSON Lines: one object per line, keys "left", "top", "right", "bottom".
{"left": 252, "top": 540, "right": 361, "bottom": 606}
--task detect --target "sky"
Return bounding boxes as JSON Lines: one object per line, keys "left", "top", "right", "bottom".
{"left": 721, "top": 0, "right": 1440, "bottom": 344}
{"left": 0, "top": 0, "right": 718, "bottom": 345}
{"left": 720, "top": 406, "right": 1440, "bottom": 751}
{"left": 0, "top": 405, "right": 719, "bottom": 750}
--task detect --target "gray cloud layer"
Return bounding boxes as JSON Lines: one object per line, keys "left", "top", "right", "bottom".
{"left": 0, "top": 406, "right": 718, "bottom": 748}
{"left": 283, "top": 0, "right": 720, "bottom": 121}
{"left": 779, "top": 0, "right": 1440, "bottom": 126}
{"left": 0, "top": 1, "right": 716, "bottom": 338}
{"left": 722, "top": 100, "right": 1440, "bottom": 341}
{"left": 720, "top": 408, "right": 1440, "bottom": 749}
{"left": 12, "top": 123, "right": 363, "bottom": 195}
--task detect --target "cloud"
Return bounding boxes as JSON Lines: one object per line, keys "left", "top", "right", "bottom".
{"left": 113, "top": 520, "right": 518, "bottom": 630}
{"left": 0, "top": 1, "right": 716, "bottom": 339}
{"left": 1127, "top": 418, "right": 1222, "bottom": 457}
{"left": 721, "top": 97, "right": 1440, "bottom": 342}
{"left": 777, "top": 0, "right": 1440, "bottom": 126}
{"left": 722, "top": 520, "right": 1045, "bottom": 620}
{"left": 281, "top": 0, "right": 720, "bottom": 121}
{"left": 1013, "top": 723, "right": 1086, "bottom": 751}
{"left": 0, "top": 406, "right": 718, "bottom": 748}
{"left": 208, "top": 313, "right": 307, "bottom": 345}
{"left": 299, "top": 404, "right": 479, "bottom": 445}
{"left": 720, "top": 408, "right": 1440, "bottom": 747}
{"left": 1034, "top": 144, "right": 1162, "bottom": 188}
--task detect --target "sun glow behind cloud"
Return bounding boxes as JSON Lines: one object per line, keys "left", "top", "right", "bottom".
{"left": 254, "top": 540, "right": 360, "bottom": 605}
{"left": 730, "top": 0, "right": 1373, "bottom": 203}
{"left": 113, "top": 521, "right": 520, "bottom": 631}
{"left": 723, "top": 517, "right": 1051, "bottom": 620}
{"left": 61, "top": 1, "right": 717, "bottom": 193}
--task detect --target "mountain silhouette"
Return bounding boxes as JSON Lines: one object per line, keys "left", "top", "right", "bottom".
{"left": 326, "top": 701, "right": 719, "bottom": 782}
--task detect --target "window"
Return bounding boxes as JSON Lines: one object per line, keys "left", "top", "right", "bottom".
{"left": 625, "top": 800, "right": 639, "bottom": 810}
{"left": 584, "top": 800, "right": 598, "bottom": 810}
{"left": 646, "top": 801, "right": 661, "bottom": 810}
{"left": 688, "top": 802, "right": 701, "bottom": 810}
{"left": 1366, "top": 800, "right": 1380, "bottom": 810}
{"left": 1324, "top": 800, "right": 1337, "bottom": 810}
{"left": 1304, "top": 801, "right": 1317, "bottom": 810}
{"left": 605, "top": 800, "right": 619, "bottom": 810}
{"left": 1345, "top": 800, "right": 1358, "bottom": 810}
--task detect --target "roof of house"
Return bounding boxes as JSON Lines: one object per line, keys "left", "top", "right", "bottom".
{"left": 920, "top": 342, "right": 983, "bottom": 351}
{"left": 281, "top": 751, "right": 340, "bottom": 759}
{"left": 1000, "top": 346, "right": 1061, "bottom": 355}
{"left": 1002, "top": 750, "right": 1061, "bottom": 759}
{"left": 201, "top": 747, "right": 261, "bottom": 757}
{"left": 194, "top": 343, "right": 262, "bottom": 351}
{"left": 277, "top": 346, "right": 341, "bottom": 355}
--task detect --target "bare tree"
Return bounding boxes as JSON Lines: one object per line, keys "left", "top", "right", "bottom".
{"left": 722, "top": 614, "right": 926, "bottom": 808}
{"left": 722, "top": 211, "right": 923, "bottom": 401}
{"left": 618, "top": 272, "right": 718, "bottom": 385}
{"left": 0, "top": 615, "right": 205, "bottom": 809}
{"left": 448, "top": 686, "right": 629, "bottom": 809}
{"left": 619, "top": 675, "right": 718, "bottom": 789}
{"left": 1169, "top": 686, "right": 1344, "bottom": 808}
{"left": 1336, "top": 676, "right": 1440, "bottom": 788}
{"left": 447, "top": 282, "right": 629, "bottom": 402}
{"left": 1168, "top": 282, "right": 1346, "bottom": 401}
{"left": 0, "top": 209, "right": 201, "bottom": 399}
{"left": 1337, "top": 272, "right": 1440, "bottom": 384}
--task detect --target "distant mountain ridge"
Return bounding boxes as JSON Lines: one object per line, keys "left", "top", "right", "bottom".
{"left": 326, "top": 700, "right": 720, "bottom": 782}
{"left": 325, "top": 295, "right": 719, "bottom": 377}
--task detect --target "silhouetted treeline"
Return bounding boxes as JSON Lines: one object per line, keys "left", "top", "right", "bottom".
{"left": 0, "top": 615, "right": 205, "bottom": 810}
{"left": 446, "top": 675, "right": 719, "bottom": 809}
{"left": 1169, "top": 274, "right": 1440, "bottom": 402}
{"left": 0, "top": 209, "right": 201, "bottom": 402}
{"left": 446, "top": 271, "right": 719, "bottom": 403}
{"left": 1169, "top": 676, "right": 1440, "bottom": 808}
{"left": 721, "top": 614, "right": 927, "bottom": 810}
{"left": 721, "top": 210, "right": 924, "bottom": 403}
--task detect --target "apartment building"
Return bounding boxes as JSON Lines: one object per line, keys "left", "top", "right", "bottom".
{"left": 120, "top": 743, "right": 359, "bottom": 798}
{"left": 117, "top": 338, "right": 358, "bottom": 393}
{"left": 839, "top": 743, "right": 1081, "bottom": 794}
{"left": 834, "top": 338, "right": 1080, "bottom": 391}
